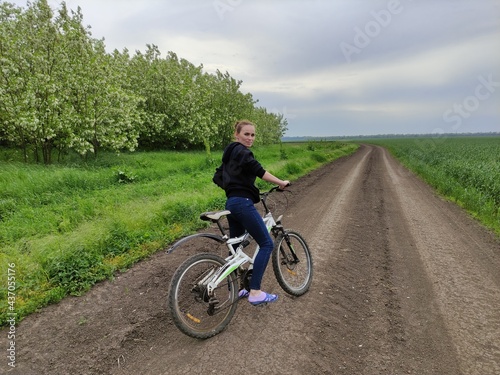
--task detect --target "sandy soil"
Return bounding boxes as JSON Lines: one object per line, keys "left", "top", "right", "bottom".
{"left": 2, "top": 144, "right": 499, "bottom": 375}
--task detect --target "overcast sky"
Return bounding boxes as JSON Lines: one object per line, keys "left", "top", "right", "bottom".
{"left": 10, "top": 0, "right": 500, "bottom": 137}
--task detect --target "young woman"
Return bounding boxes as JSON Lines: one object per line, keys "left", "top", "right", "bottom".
{"left": 220, "top": 120, "right": 289, "bottom": 305}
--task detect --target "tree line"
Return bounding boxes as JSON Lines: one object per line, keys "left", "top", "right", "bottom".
{"left": 0, "top": 0, "right": 287, "bottom": 163}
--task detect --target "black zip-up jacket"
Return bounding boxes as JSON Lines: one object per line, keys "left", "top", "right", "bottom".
{"left": 222, "top": 142, "right": 266, "bottom": 203}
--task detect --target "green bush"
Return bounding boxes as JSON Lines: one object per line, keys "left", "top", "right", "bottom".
{"left": 311, "top": 152, "right": 327, "bottom": 163}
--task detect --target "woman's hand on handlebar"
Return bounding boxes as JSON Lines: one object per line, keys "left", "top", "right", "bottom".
{"left": 262, "top": 171, "right": 289, "bottom": 190}
{"left": 279, "top": 181, "right": 290, "bottom": 190}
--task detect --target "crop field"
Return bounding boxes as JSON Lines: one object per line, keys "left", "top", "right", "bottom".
{"left": 368, "top": 136, "right": 500, "bottom": 234}
{"left": 0, "top": 141, "right": 358, "bottom": 325}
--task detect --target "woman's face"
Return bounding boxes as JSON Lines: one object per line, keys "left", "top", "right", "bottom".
{"left": 235, "top": 124, "right": 255, "bottom": 148}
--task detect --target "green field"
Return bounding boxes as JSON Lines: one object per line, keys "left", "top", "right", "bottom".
{"left": 368, "top": 136, "right": 500, "bottom": 235}
{"left": 0, "top": 141, "right": 358, "bottom": 325}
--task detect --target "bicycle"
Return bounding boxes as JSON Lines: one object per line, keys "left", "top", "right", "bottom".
{"left": 166, "top": 186, "right": 313, "bottom": 339}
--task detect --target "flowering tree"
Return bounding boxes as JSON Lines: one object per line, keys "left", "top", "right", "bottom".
{"left": 0, "top": 0, "right": 288, "bottom": 163}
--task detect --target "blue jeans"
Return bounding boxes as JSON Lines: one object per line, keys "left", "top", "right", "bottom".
{"left": 225, "top": 197, "right": 274, "bottom": 291}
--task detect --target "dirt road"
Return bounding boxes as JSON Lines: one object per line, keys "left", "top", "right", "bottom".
{"left": 2, "top": 144, "right": 500, "bottom": 375}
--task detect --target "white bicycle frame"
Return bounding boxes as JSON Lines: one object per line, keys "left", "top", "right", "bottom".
{"left": 206, "top": 212, "right": 277, "bottom": 295}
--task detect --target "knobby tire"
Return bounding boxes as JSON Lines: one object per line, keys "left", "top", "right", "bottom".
{"left": 272, "top": 230, "right": 313, "bottom": 296}
{"left": 168, "top": 253, "right": 239, "bottom": 339}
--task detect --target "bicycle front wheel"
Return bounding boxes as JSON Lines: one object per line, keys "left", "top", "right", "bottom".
{"left": 168, "top": 253, "right": 239, "bottom": 339}
{"left": 272, "top": 230, "right": 313, "bottom": 296}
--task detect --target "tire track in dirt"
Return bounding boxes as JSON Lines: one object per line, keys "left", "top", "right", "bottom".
{"left": 106, "top": 147, "right": 378, "bottom": 375}
{"left": 2, "top": 144, "right": 499, "bottom": 375}
{"left": 287, "top": 145, "right": 371, "bottom": 268}
{"left": 293, "top": 145, "right": 462, "bottom": 374}
{"left": 382, "top": 147, "right": 500, "bottom": 375}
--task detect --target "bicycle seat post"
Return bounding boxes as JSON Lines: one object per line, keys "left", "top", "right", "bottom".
{"left": 216, "top": 218, "right": 227, "bottom": 237}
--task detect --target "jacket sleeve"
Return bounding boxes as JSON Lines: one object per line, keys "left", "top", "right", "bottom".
{"left": 242, "top": 150, "right": 266, "bottom": 178}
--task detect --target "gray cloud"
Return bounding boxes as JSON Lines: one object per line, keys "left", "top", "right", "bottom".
{"left": 10, "top": 0, "right": 500, "bottom": 136}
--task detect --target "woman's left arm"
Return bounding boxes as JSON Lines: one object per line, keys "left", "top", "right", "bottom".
{"left": 262, "top": 171, "right": 289, "bottom": 189}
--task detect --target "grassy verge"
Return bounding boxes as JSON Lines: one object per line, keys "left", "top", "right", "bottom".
{"left": 0, "top": 141, "right": 358, "bottom": 325}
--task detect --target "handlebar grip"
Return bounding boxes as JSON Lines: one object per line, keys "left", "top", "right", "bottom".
{"left": 277, "top": 183, "right": 291, "bottom": 192}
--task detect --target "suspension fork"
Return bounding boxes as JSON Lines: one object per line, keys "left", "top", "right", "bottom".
{"left": 273, "top": 227, "right": 300, "bottom": 263}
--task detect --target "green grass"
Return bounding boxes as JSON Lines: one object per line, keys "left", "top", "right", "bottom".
{"left": 367, "top": 136, "right": 500, "bottom": 235}
{"left": 0, "top": 141, "right": 358, "bottom": 325}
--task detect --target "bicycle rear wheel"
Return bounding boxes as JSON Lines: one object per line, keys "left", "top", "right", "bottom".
{"left": 168, "top": 253, "right": 239, "bottom": 339}
{"left": 272, "top": 230, "right": 313, "bottom": 296}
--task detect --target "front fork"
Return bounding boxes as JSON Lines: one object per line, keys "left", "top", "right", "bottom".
{"left": 272, "top": 226, "right": 300, "bottom": 264}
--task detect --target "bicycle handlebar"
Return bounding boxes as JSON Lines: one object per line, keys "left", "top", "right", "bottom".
{"left": 260, "top": 183, "right": 291, "bottom": 196}
{"left": 259, "top": 184, "right": 291, "bottom": 215}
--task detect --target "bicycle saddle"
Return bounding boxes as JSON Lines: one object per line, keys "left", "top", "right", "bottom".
{"left": 200, "top": 210, "right": 231, "bottom": 222}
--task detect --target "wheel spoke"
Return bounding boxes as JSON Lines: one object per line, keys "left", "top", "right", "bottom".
{"left": 272, "top": 231, "right": 313, "bottom": 296}
{"left": 168, "top": 253, "right": 239, "bottom": 339}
